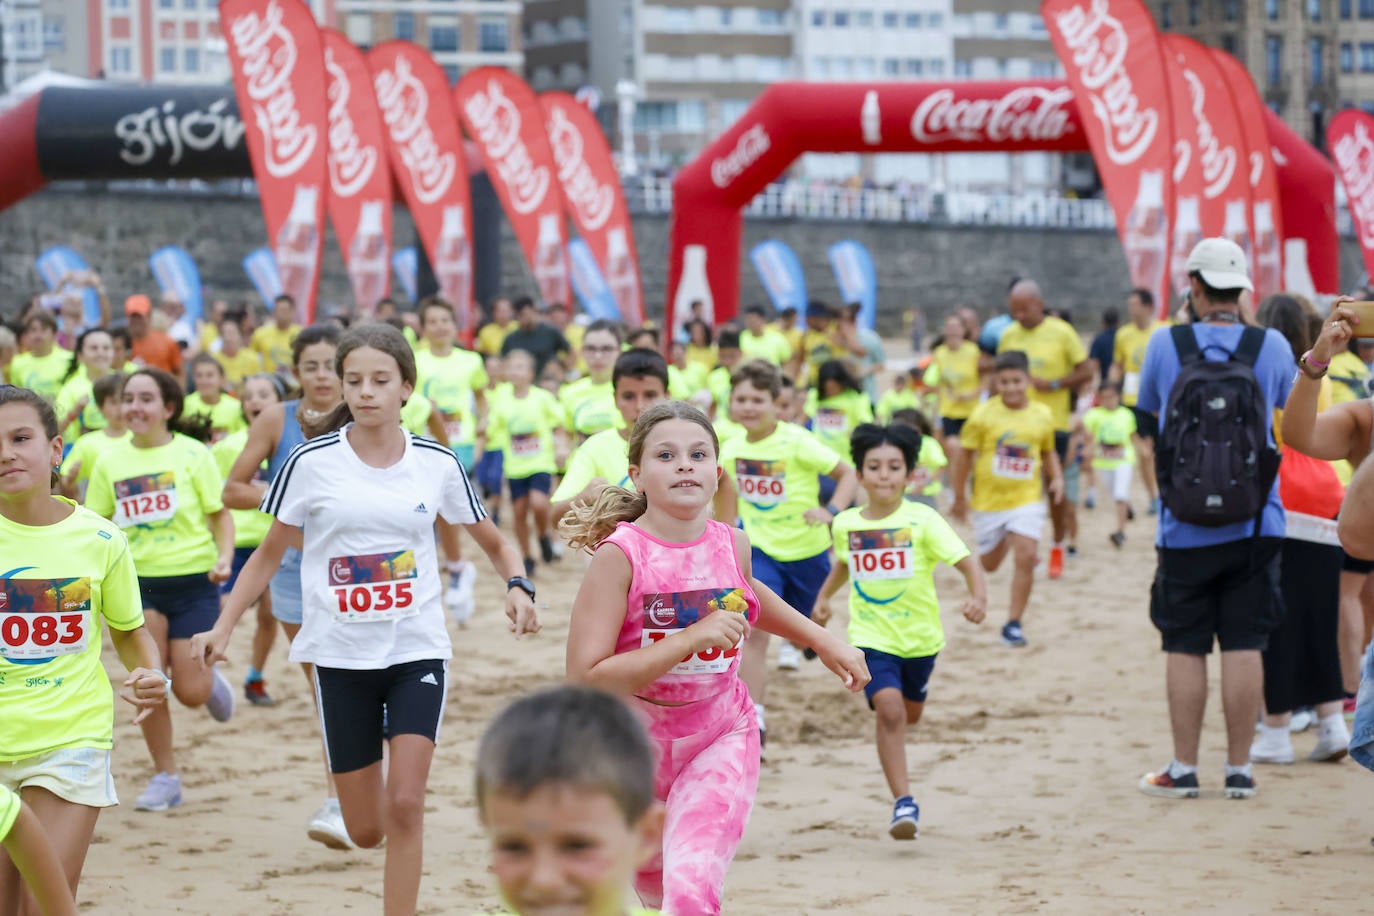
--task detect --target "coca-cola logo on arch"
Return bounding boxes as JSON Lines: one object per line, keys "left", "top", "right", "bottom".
{"left": 227, "top": 0, "right": 317, "bottom": 179}
{"left": 1055, "top": 0, "right": 1159, "bottom": 166}
{"left": 324, "top": 46, "right": 379, "bottom": 198}
{"left": 911, "top": 87, "right": 1075, "bottom": 144}
{"left": 1333, "top": 122, "right": 1374, "bottom": 247}
{"left": 373, "top": 55, "right": 456, "bottom": 206}
{"left": 711, "top": 124, "right": 770, "bottom": 189}
{"left": 1181, "top": 70, "right": 1236, "bottom": 200}
{"left": 463, "top": 79, "right": 551, "bottom": 215}
{"left": 546, "top": 104, "right": 614, "bottom": 230}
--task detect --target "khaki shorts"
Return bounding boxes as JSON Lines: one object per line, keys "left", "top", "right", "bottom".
{"left": 0, "top": 747, "right": 117, "bottom": 808}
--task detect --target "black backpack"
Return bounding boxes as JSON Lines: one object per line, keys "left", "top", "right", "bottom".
{"left": 1154, "top": 324, "right": 1281, "bottom": 527}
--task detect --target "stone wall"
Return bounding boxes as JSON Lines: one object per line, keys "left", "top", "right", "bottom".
{"left": 1, "top": 186, "right": 1366, "bottom": 335}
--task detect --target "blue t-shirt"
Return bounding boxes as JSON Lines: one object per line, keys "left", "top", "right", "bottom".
{"left": 1089, "top": 328, "right": 1117, "bottom": 375}
{"left": 1136, "top": 322, "right": 1295, "bottom": 548}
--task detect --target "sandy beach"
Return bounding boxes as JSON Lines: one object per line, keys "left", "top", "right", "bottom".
{"left": 77, "top": 476, "right": 1371, "bottom": 915}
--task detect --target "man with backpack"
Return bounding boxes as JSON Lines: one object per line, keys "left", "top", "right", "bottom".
{"left": 1134, "top": 238, "right": 1296, "bottom": 801}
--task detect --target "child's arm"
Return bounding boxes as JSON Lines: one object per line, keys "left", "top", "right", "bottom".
{"left": 190, "top": 520, "right": 294, "bottom": 666}
{"left": 107, "top": 625, "right": 168, "bottom": 725}
{"left": 566, "top": 545, "right": 748, "bottom": 695}
{"left": 952, "top": 555, "right": 988, "bottom": 624}
{"left": 713, "top": 472, "right": 739, "bottom": 525}
{"left": 465, "top": 516, "right": 539, "bottom": 637}
{"left": 805, "top": 460, "right": 857, "bottom": 523}
{"left": 811, "top": 558, "right": 850, "bottom": 627}
{"left": 1042, "top": 448, "right": 1065, "bottom": 504}
{"left": 950, "top": 448, "right": 974, "bottom": 521}
{"left": 4, "top": 802, "right": 78, "bottom": 916}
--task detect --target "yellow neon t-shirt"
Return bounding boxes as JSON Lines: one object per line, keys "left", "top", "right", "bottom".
{"left": 415, "top": 346, "right": 489, "bottom": 447}
{"left": 85, "top": 434, "right": 224, "bottom": 577}
{"left": 7, "top": 348, "right": 72, "bottom": 403}
{"left": 1112, "top": 320, "right": 1167, "bottom": 406}
{"left": 60, "top": 429, "right": 131, "bottom": 502}
{"left": 183, "top": 392, "right": 247, "bottom": 443}
{"left": 476, "top": 320, "right": 519, "bottom": 356}
{"left": 832, "top": 501, "right": 970, "bottom": 658}
{"left": 1328, "top": 350, "right": 1370, "bottom": 405}
{"left": 933, "top": 340, "right": 982, "bottom": 420}
{"left": 250, "top": 324, "right": 300, "bottom": 372}
{"left": 740, "top": 327, "right": 793, "bottom": 366}
{"left": 552, "top": 427, "right": 633, "bottom": 502}
{"left": 912, "top": 433, "right": 948, "bottom": 496}
{"left": 212, "top": 428, "right": 271, "bottom": 547}
{"left": 876, "top": 387, "right": 920, "bottom": 424}
{"left": 488, "top": 387, "right": 563, "bottom": 478}
{"left": 686, "top": 343, "right": 718, "bottom": 372}
{"left": 707, "top": 366, "right": 733, "bottom": 417}
{"left": 960, "top": 397, "right": 1055, "bottom": 513}
{"left": 1082, "top": 405, "right": 1137, "bottom": 469}
{"left": 214, "top": 348, "right": 266, "bottom": 391}
{"left": 0, "top": 499, "right": 144, "bottom": 761}
{"left": 813, "top": 389, "right": 874, "bottom": 458}
{"left": 997, "top": 317, "right": 1087, "bottom": 430}
{"left": 720, "top": 422, "right": 840, "bottom": 561}
{"left": 54, "top": 368, "right": 107, "bottom": 443}
{"left": 560, "top": 376, "right": 618, "bottom": 438}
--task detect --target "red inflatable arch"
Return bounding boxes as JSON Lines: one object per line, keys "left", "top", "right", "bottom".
{"left": 665, "top": 79, "right": 1337, "bottom": 332}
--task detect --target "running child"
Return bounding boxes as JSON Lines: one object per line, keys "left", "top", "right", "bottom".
{"left": 1, "top": 785, "right": 78, "bottom": 916}
{"left": 1081, "top": 381, "right": 1137, "bottom": 548}
{"left": 474, "top": 685, "right": 665, "bottom": 916}
{"left": 813, "top": 423, "right": 986, "bottom": 839}
{"left": 950, "top": 350, "right": 1064, "bottom": 648}
{"left": 58, "top": 374, "right": 128, "bottom": 502}
{"left": 890, "top": 408, "right": 948, "bottom": 509}
{"left": 562, "top": 400, "right": 869, "bottom": 915}
{"left": 561, "top": 320, "right": 623, "bottom": 444}
{"left": 54, "top": 328, "right": 116, "bottom": 446}
{"left": 812, "top": 360, "right": 875, "bottom": 479}
{"left": 876, "top": 366, "right": 922, "bottom": 424}
{"left": 551, "top": 349, "right": 669, "bottom": 527}
{"left": 193, "top": 323, "right": 537, "bottom": 916}
{"left": 0, "top": 386, "right": 167, "bottom": 910}
{"left": 183, "top": 354, "right": 245, "bottom": 443}
{"left": 83, "top": 368, "right": 236, "bottom": 811}
{"left": 7, "top": 313, "right": 70, "bottom": 404}
{"left": 487, "top": 349, "right": 568, "bottom": 576}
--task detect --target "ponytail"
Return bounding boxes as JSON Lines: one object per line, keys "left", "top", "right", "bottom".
{"left": 558, "top": 485, "right": 648, "bottom": 554}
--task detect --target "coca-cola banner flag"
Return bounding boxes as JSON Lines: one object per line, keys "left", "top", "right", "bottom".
{"left": 750, "top": 240, "right": 808, "bottom": 321}
{"left": 1329, "top": 109, "right": 1374, "bottom": 284}
{"left": 321, "top": 29, "right": 391, "bottom": 317}
{"left": 455, "top": 68, "right": 569, "bottom": 310}
{"left": 391, "top": 246, "right": 418, "bottom": 303}
{"left": 367, "top": 41, "right": 474, "bottom": 332}
{"left": 1210, "top": 50, "right": 1284, "bottom": 300}
{"left": 220, "top": 0, "right": 329, "bottom": 322}
{"left": 568, "top": 237, "right": 621, "bottom": 322}
{"left": 149, "top": 246, "right": 205, "bottom": 321}
{"left": 539, "top": 91, "right": 643, "bottom": 326}
{"left": 1163, "top": 36, "right": 1254, "bottom": 293}
{"left": 1042, "top": 0, "right": 1175, "bottom": 313}
{"left": 242, "top": 247, "right": 284, "bottom": 303}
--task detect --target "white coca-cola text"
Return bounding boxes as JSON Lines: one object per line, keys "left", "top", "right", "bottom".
{"left": 323, "top": 45, "right": 378, "bottom": 198}
{"left": 1055, "top": 0, "right": 1159, "bottom": 166}
{"left": 462, "top": 78, "right": 551, "bottom": 215}
{"left": 710, "top": 124, "right": 770, "bottom": 189}
{"left": 116, "top": 96, "right": 246, "bottom": 167}
{"left": 227, "top": 0, "right": 318, "bottom": 179}
{"left": 1181, "top": 70, "right": 1236, "bottom": 199}
{"left": 910, "top": 86, "right": 1074, "bottom": 144}
{"left": 546, "top": 104, "right": 614, "bottom": 230}
{"left": 373, "top": 55, "right": 456, "bottom": 206}
{"left": 1333, "top": 121, "right": 1374, "bottom": 249}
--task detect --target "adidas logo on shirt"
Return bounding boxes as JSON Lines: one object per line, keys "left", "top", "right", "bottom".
{"left": 413, "top": 503, "right": 427, "bottom": 513}
{"left": 420, "top": 673, "right": 438, "bottom": 686}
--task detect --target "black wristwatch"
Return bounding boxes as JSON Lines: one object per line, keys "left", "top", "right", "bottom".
{"left": 507, "top": 576, "right": 536, "bottom": 600}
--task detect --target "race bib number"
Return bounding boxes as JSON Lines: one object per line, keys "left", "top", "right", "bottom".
{"left": 1100, "top": 443, "right": 1125, "bottom": 461}
{"left": 641, "top": 588, "right": 750, "bottom": 675}
{"left": 1123, "top": 371, "right": 1141, "bottom": 398}
{"left": 992, "top": 448, "right": 1035, "bottom": 480}
{"left": 736, "top": 458, "right": 786, "bottom": 506}
{"left": 0, "top": 577, "right": 91, "bottom": 661}
{"left": 510, "top": 432, "right": 542, "bottom": 458}
{"left": 112, "top": 472, "right": 178, "bottom": 528}
{"left": 848, "top": 529, "right": 915, "bottom": 582}
{"left": 327, "top": 550, "right": 420, "bottom": 623}
{"left": 816, "top": 408, "right": 846, "bottom": 434}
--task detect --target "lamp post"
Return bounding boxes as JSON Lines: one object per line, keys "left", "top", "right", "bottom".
{"left": 615, "top": 78, "right": 639, "bottom": 177}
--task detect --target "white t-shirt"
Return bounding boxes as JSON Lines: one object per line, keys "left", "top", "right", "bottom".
{"left": 260, "top": 424, "right": 486, "bottom": 670}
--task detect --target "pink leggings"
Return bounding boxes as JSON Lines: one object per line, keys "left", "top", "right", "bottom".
{"left": 633, "top": 677, "right": 760, "bottom": 916}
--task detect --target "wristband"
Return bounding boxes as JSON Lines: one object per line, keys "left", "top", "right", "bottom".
{"left": 152, "top": 669, "right": 172, "bottom": 697}
{"left": 825, "top": 503, "right": 842, "bottom": 517}
{"left": 1302, "top": 349, "right": 1330, "bottom": 369}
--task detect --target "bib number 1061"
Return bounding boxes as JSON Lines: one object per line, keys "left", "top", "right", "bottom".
{"left": 332, "top": 582, "right": 414, "bottom": 616}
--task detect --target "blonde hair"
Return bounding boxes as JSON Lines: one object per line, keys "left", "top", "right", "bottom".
{"left": 559, "top": 400, "right": 719, "bottom": 552}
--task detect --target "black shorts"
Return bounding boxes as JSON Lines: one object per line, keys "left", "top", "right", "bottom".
{"left": 1131, "top": 406, "right": 1158, "bottom": 442}
{"left": 1054, "top": 430, "right": 1071, "bottom": 464}
{"left": 940, "top": 417, "right": 966, "bottom": 438}
{"left": 219, "top": 545, "right": 259, "bottom": 596}
{"left": 1342, "top": 550, "right": 1374, "bottom": 574}
{"left": 1150, "top": 537, "right": 1283, "bottom": 654}
{"left": 139, "top": 573, "right": 221, "bottom": 640}
{"left": 313, "top": 659, "right": 447, "bottom": 774}
{"left": 1264, "top": 539, "right": 1345, "bottom": 713}
{"left": 507, "top": 472, "right": 552, "bottom": 500}
{"left": 862, "top": 648, "right": 936, "bottom": 707}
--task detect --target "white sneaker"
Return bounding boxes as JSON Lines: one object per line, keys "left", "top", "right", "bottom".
{"left": 1308, "top": 718, "right": 1350, "bottom": 762}
{"left": 206, "top": 666, "right": 235, "bottom": 723}
{"left": 445, "top": 561, "right": 477, "bottom": 626}
{"left": 1289, "top": 708, "right": 1317, "bottom": 733}
{"left": 777, "top": 643, "right": 802, "bottom": 671}
{"left": 307, "top": 798, "right": 355, "bottom": 850}
{"left": 1250, "top": 727, "right": 1296, "bottom": 764}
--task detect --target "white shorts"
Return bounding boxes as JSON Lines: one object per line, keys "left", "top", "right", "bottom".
{"left": 0, "top": 747, "right": 117, "bottom": 808}
{"left": 1102, "top": 464, "right": 1133, "bottom": 503}
{"left": 973, "top": 503, "right": 1046, "bottom": 555}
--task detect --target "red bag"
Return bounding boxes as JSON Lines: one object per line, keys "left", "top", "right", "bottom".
{"left": 1277, "top": 444, "right": 1345, "bottom": 519}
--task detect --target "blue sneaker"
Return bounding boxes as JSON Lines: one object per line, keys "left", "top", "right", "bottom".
{"left": 135, "top": 772, "right": 183, "bottom": 812}
{"left": 1001, "top": 621, "right": 1027, "bottom": 648}
{"left": 889, "top": 796, "right": 919, "bottom": 840}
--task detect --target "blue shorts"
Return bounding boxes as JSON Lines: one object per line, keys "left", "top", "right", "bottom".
{"left": 750, "top": 546, "right": 830, "bottom": 617}
{"left": 139, "top": 573, "right": 221, "bottom": 640}
{"left": 476, "top": 451, "right": 504, "bottom": 496}
{"left": 861, "top": 648, "right": 937, "bottom": 707}
{"left": 819, "top": 474, "right": 836, "bottom": 507}
{"left": 219, "top": 545, "right": 259, "bottom": 595}
{"left": 507, "top": 472, "right": 552, "bottom": 500}
{"left": 270, "top": 546, "right": 303, "bottom": 626}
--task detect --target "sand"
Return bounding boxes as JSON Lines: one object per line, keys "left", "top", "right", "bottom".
{"left": 77, "top": 482, "right": 1372, "bottom": 915}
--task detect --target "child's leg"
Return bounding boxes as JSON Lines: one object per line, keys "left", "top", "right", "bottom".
{"left": 436, "top": 519, "right": 463, "bottom": 565}
{"left": 250, "top": 592, "right": 276, "bottom": 677}
{"left": 511, "top": 494, "right": 531, "bottom": 560}
{"left": 980, "top": 539, "right": 1009, "bottom": 574}
{"left": 1008, "top": 532, "right": 1038, "bottom": 623}
{"left": 530, "top": 489, "right": 552, "bottom": 539}
{"left": 873, "top": 688, "right": 915, "bottom": 799}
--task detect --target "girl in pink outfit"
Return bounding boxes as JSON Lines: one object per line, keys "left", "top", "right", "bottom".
{"left": 562, "top": 401, "right": 871, "bottom": 915}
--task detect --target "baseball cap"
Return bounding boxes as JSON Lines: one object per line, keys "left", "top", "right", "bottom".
{"left": 124, "top": 294, "right": 152, "bottom": 316}
{"left": 1185, "top": 238, "right": 1253, "bottom": 292}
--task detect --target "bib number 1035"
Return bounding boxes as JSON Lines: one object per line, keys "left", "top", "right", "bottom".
{"left": 332, "top": 581, "right": 414, "bottom": 618}
{"left": 327, "top": 550, "right": 420, "bottom": 623}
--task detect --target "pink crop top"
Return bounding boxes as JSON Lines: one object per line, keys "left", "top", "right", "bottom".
{"left": 600, "top": 519, "right": 761, "bottom": 705}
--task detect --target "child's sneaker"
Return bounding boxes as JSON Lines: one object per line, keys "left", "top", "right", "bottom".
{"left": 1138, "top": 766, "right": 1199, "bottom": 799}
{"left": 889, "top": 796, "right": 919, "bottom": 840}
{"left": 243, "top": 678, "right": 274, "bottom": 707}
{"left": 539, "top": 534, "right": 559, "bottom": 564}
{"left": 207, "top": 666, "right": 235, "bottom": 723}
{"left": 135, "top": 772, "right": 183, "bottom": 811}
{"left": 777, "top": 643, "right": 802, "bottom": 670}
{"left": 1249, "top": 726, "right": 1295, "bottom": 764}
{"left": 1110, "top": 531, "right": 1125, "bottom": 549}
{"left": 1223, "top": 771, "right": 1257, "bottom": 799}
{"left": 1000, "top": 621, "right": 1027, "bottom": 648}
{"left": 1048, "top": 545, "right": 1065, "bottom": 579}
{"left": 1084, "top": 491, "right": 1096, "bottom": 510}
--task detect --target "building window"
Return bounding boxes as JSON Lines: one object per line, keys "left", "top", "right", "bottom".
{"left": 1309, "top": 0, "right": 1321, "bottom": 18}
{"left": 1030, "top": 59, "right": 1057, "bottom": 77}
{"left": 1222, "top": 33, "right": 1237, "bottom": 54}
{"left": 856, "top": 11, "right": 873, "bottom": 27}
{"left": 1161, "top": 3, "right": 1172, "bottom": 27}
{"left": 905, "top": 12, "right": 922, "bottom": 27}
{"left": 758, "top": 9, "right": 784, "bottom": 26}
{"left": 882, "top": 58, "right": 900, "bottom": 75}
{"left": 930, "top": 59, "right": 945, "bottom": 76}
{"left": 110, "top": 46, "right": 132, "bottom": 74}
{"left": 1267, "top": 35, "right": 1283, "bottom": 85}
{"left": 184, "top": 47, "right": 200, "bottom": 71}
{"left": 833, "top": 11, "right": 849, "bottom": 26}
{"left": 954, "top": 59, "right": 972, "bottom": 77}
{"left": 1267, "top": 0, "right": 1280, "bottom": 18}
{"left": 883, "top": 12, "right": 899, "bottom": 27}
{"left": 160, "top": 47, "right": 176, "bottom": 72}
{"left": 1342, "top": 41, "right": 1354, "bottom": 70}
{"left": 811, "top": 10, "right": 824, "bottom": 27}
{"left": 479, "top": 17, "right": 508, "bottom": 51}
{"left": 108, "top": 0, "right": 129, "bottom": 8}
{"left": 929, "top": 12, "right": 944, "bottom": 27}
{"left": 855, "top": 58, "right": 875, "bottom": 78}
{"left": 1362, "top": 0, "right": 1374, "bottom": 16}
{"left": 1311, "top": 37, "right": 1325, "bottom": 82}
{"left": 42, "top": 16, "right": 64, "bottom": 51}
{"left": 345, "top": 13, "right": 372, "bottom": 45}
{"left": 1361, "top": 41, "right": 1374, "bottom": 70}
{"left": 444, "top": 64, "right": 461, "bottom": 85}
{"left": 1189, "top": 0, "right": 1200, "bottom": 24}
{"left": 994, "top": 12, "right": 1010, "bottom": 30}
{"left": 430, "top": 21, "right": 459, "bottom": 52}
{"left": 1225, "top": 0, "right": 1238, "bottom": 18}
{"left": 183, "top": 0, "right": 196, "bottom": 9}
{"left": 393, "top": 12, "right": 415, "bottom": 41}
{"left": 1341, "top": 0, "right": 1352, "bottom": 16}
{"left": 158, "top": 0, "right": 173, "bottom": 8}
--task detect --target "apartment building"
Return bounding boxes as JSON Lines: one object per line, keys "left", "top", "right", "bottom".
{"left": 336, "top": 0, "right": 523, "bottom": 82}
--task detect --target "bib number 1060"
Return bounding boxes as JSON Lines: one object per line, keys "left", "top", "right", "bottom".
{"left": 333, "top": 581, "right": 414, "bottom": 615}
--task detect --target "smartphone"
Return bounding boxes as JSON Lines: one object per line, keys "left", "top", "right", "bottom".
{"left": 38, "top": 293, "right": 63, "bottom": 311}
{"left": 1346, "top": 301, "right": 1374, "bottom": 338}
